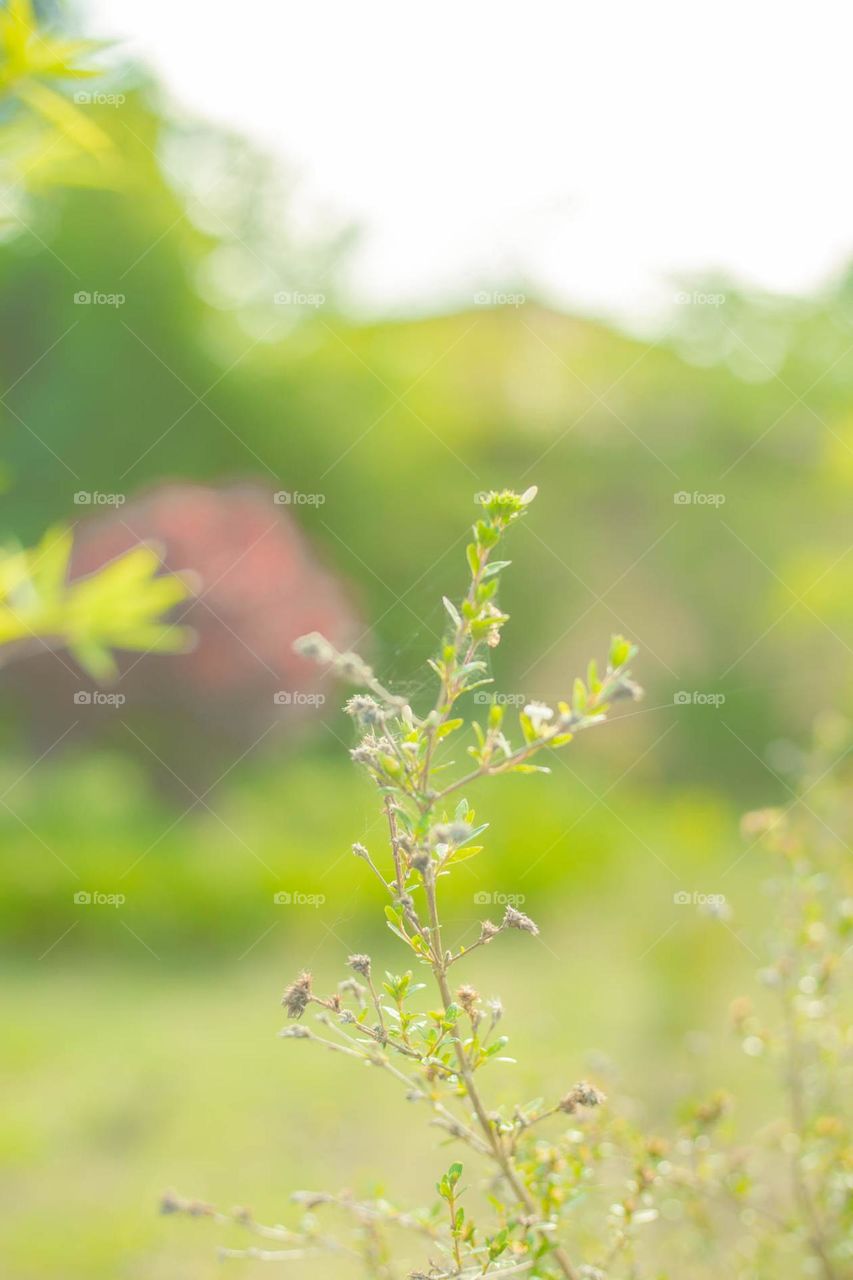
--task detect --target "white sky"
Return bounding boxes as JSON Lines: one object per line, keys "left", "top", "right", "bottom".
{"left": 87, "top": 0, "right": 853, "bottom": 328}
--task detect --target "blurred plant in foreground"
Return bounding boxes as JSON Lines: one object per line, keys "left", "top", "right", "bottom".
{"left": 0, "top": 0, "right": 117, "bottom": 206}
{"left": 668, "top": 719, "right": 852, "bottom": 1280}
{"left": 0, "top": 523, "right": 193, "bottom": 678}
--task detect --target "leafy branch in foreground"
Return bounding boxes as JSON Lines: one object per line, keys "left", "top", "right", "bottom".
{"left": 0, "top": 524, "right": 194, "bottom": 678}
{"left": 167, "top": 487, "right": 654, "bottom": 1279}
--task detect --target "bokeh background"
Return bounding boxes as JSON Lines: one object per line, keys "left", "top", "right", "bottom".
{"left": 2, "top": 4, "right": 852, "bottom": 1277}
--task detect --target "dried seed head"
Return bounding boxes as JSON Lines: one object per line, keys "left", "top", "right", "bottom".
{"left": 431, "top": 821, "right": 473, "bottom": 847}
{"left": 335, "top": 651, "right": 373, "bottom": 683}
{"left": 293, "top": 632, "right": 334, "bottom": 663}
{"left": 559, "top": 1081, "right": 606, "bottom": 1113}
{"left": 348, "top": 953, "right": 372, "bottom": 977}
{"left": 339, "top": 977, "right": 367, "bottom": 1005}
{"left": 411, "top": 850, "right": 431, "bottom": 873}
{"left": 350, "top": 738, "right": 378, "bottom": 766}
{"left": 281, "top": 971, "right": 313, "bottom": 1019}
{"left": 456, "top": 984, "right": 479, "bottom": 1015}
{"left": 160, "top": 1190, "right": 182, "bottom": 1215}
{"left": 487, "top": 997, "right": 503, "bottom": 1022}
{"left": 503, "top": 904, "right": 540, "bottom": 936}
{"left": 479, "top": 919, "right": 500, "bottom": 944}
{"left": 279, "top": 1025, "right": 310, "bottom": 1039}
{"left": 352, "top": 842, "right": 370, "bottom": 860}
{"left": 344, "top": 694, "right": 383, "bottom": 724}
{"left": 609, "top": 676, "right": 643, "bottom": 703}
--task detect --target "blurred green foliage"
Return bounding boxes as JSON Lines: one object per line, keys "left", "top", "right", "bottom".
{"left": 1, "top": 12, "right": 851, "bottom": 1279}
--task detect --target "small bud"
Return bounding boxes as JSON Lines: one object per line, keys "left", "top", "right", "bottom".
{"left": 352, "top": 842, "right": 370, "bottom": 860}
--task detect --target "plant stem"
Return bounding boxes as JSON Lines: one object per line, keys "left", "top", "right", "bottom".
{"left": 423, "top": 868, "right": 579, "bottom": 1280}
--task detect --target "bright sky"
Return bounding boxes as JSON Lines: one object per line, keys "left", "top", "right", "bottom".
{"left": 87, "top": 0, "right": 853, "bottom": 328}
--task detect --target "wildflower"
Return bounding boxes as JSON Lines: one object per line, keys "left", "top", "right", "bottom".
{"left": 524, "top": 701, "right": 554, "bottom": 734}
{"left": 281, "top": 971, "right": 313, "bottom": 1019}
{"left": 503, "top": 904, "right": 540, "bottom": 936}
{"left": 348, "top": 953, "right": 372, "bottom": 977}
{"left": 559, "top": 1081, "right": 606, "bottom": 1113}
{"left": 482, "top": 602, "right": 506, "bottom": 649}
